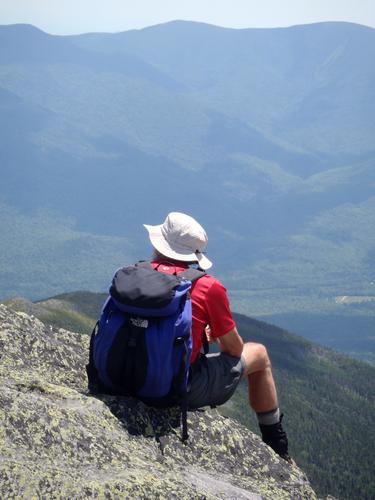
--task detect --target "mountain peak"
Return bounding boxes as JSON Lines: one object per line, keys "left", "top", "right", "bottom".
{"left": 0, "top": 304, "right": 316, "bottom": 498}
{"left": 0, "top": 23, "right": 50, "bottom": 36}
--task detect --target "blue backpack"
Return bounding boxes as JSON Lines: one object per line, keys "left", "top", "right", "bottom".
{"left": 86, "top": 261, "right": 205, "bottom": 440}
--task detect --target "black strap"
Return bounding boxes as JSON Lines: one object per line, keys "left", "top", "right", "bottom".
{"left": 86, "top": 321, "right": 100, "bottom": 393}
{"left": 122, "top": 323, "right": 137, "bottom": 395}
{"left": 138, "top": 260, "right": 207, "bottom": 284}
{"left": 136, "top": 261, "right": 153, "bottom": 270}
{"left": 202, "top": 327, "right": 210, "bottom": 355}
{"left": 181, "top": 395, "right": 189, "bottom": 442}
{"left": 177, "top": 336, "right": 189, "bottom": 442}
{"left": 177, "top": 267, "right": 206, "bottom": 283}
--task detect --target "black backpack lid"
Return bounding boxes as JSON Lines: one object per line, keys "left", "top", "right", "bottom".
{"left": 110, "top": 264, "right": 181, "bottom": 309}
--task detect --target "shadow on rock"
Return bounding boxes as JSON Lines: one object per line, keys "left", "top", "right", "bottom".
{"left": 89, "top": 392, "right": 185, "bottom": 444}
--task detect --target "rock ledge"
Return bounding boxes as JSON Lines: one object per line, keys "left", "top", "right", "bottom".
{"left": 0, "top": 305, "right": 317, "bottom": 499}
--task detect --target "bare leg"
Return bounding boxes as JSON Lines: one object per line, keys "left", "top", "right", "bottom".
{"left": 241, "top": 342, "right": 278, "bottom": 412}
{"left": 240, "top": 342, "right": 290, "bottom": 461}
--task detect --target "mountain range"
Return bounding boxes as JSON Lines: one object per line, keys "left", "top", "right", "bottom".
{"left": 0, "top": 21, "right": 374, "bottom": 362}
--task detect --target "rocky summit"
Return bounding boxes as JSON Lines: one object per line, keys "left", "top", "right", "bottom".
{"left": 0, "top": 304, "right": 316, "bottom": 499}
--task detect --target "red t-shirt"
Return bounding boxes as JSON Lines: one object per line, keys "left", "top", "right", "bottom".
{"left": 151, "top": 260, "right": 236, "bottom": 363}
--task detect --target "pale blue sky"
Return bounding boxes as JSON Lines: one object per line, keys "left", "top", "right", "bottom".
{"left": 0, "top": 0, "right": 374, "bottom": 35}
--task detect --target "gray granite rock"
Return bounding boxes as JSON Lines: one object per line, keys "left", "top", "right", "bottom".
{"left": 0, "top": 304, "right": 317, "bottom": 499}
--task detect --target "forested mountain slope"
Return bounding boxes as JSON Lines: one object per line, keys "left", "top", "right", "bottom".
{"left": 0, "top": 21, "right": 374, "bottom": 361}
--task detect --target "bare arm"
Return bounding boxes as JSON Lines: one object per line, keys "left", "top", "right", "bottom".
{"left": 217, "top": 327, "right": 244, "bottom": 358}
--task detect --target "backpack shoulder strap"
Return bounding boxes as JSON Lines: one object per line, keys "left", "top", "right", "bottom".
{"left": 178, "top": 268, "right": 209, "bottom": 357}
{"left": 177, "top": 268, "right": 206, "bottom": 283}
{"left": 136, "top": 260, "right": 153, "bottom": 270}
{"left": 140, "top": 261, "right": 206, "bottom": 283}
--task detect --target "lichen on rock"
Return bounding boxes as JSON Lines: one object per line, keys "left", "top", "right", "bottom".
{"left": 0, "top": 304, "right": 317, "bottom": 499}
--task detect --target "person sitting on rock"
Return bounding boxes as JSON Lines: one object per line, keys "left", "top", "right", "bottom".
{"left": 143, "top": 211, "right": 291, "bottom": 462}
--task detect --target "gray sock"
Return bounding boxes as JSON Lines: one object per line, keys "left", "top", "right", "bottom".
{"left": 257, "top": 407, "right": 280, "bottom": 426}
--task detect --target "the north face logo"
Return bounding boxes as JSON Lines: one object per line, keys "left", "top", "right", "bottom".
{"left": 130, "top": 317, "right": 149, "bottom": 328}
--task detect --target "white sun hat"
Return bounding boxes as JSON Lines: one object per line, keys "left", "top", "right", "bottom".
{"left": 143, "top": 212, "right": 212, "bottom": 270}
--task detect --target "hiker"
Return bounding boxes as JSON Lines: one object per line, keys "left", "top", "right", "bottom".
{"left": 143, "top": 212, "right": 290, "bottom": 462}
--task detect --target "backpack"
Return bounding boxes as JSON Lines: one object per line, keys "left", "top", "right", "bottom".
{"left": 86, "top": 261, "right": 206, "bottom": 440}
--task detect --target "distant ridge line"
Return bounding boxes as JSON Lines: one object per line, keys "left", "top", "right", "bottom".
{"left": 0, "top": 19, "right": 373, "bottom": 38}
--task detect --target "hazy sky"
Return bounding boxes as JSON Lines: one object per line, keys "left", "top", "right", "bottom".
{"left": 0, "top": 0, "right": 374, "bottom": 35}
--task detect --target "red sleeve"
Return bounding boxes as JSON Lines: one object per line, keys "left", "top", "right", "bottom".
{"left": 204, "top": 280, "right": 236, "bottom": 339}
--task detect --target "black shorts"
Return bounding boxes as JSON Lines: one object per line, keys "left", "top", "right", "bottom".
{"left": 187, "top": 352, "right": 245, "bottom": 409}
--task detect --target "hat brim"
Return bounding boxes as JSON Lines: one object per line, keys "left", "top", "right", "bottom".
{"left": 143, "top": 224, "right": 213, "bottom": 270}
